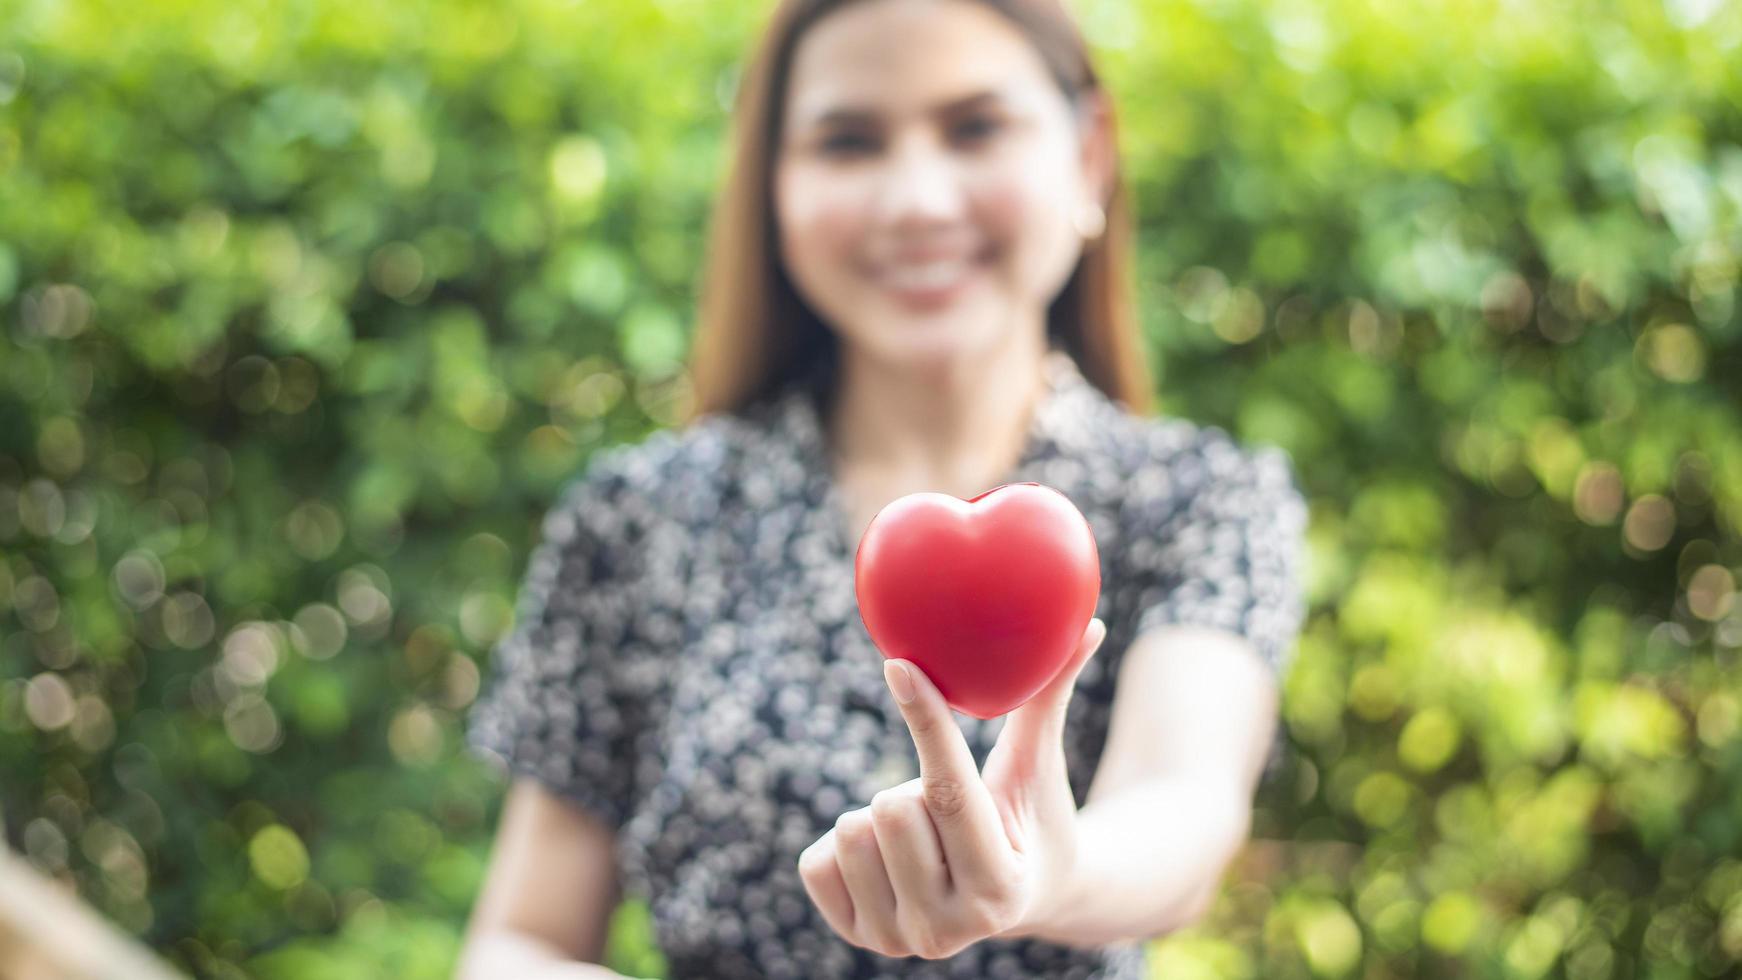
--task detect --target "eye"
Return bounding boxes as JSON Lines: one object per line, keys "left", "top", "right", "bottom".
{"left": 953, "top": 115, "right": 1002, "bottom": 144}
{"left": 820, "top": 132, "right": 876, "bottom": 156}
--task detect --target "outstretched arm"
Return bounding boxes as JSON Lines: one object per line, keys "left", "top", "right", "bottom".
{"left": 1005, "top": 623, "right": 1282, "bottom": 947}
{"left": 458, "top": 778, "right": 651, "bottom": 980}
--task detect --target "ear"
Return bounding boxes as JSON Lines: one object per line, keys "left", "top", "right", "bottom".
{"left": 1073, "top": 88, "right": 1117, "bottom": 213}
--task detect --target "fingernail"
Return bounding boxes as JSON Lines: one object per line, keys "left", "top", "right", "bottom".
{"left": 1090, "top": 618, "right": 1107, "bottom": 648}
{"left": 885, "top": 660, "right": 916, "bottom": 704}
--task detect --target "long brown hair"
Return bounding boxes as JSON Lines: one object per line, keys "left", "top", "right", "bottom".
{"left": 683, "top": 0, "right": 1152, "bottom": 423}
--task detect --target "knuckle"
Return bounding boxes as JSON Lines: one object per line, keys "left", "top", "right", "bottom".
{"left": 862, "top": 928, "right": 902, "bottom": 958}
{"left": 797, "top": 845, "right": 831, "bottom": 879}
{"left": 869, "top": 790, "right": 916, "bottom": 829}
{"left": 835, "top": 809, "right": 870, "bottom": 842}
{"left": 920, "top": 774, "right": 969, "bottom": 819}
{"left": 901, "top": 916, "right": 956, "bottom": 960}
{"left": 923, "top": 940, "right": 960, "bottom": 961}
{"left": 868, "top": 789, "right": 897, "bottom": 817}
{"left": 912, "top": 934, "right": 950, "bottom": 960}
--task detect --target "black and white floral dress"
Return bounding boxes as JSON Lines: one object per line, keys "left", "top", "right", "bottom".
{"left": 466, "top": 347, "right": 1308, "bottom": 979}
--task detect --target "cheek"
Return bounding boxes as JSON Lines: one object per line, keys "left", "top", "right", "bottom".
{"left": 978, "top": 178, "right": 1034, "bottom": 244}
{"left": 777, "top": 169, "right": 869, "bottom": 277}
{"left": 978, "top": 170, "right": 1071, "bottom": 286}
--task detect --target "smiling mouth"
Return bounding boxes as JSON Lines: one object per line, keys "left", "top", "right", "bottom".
{"left": 875, "top": 248, "right": 993, "bottom": 305}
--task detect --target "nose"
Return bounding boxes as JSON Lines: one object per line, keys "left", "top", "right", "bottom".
{"left": 872, "top": 132, "right": 968, "bottom": 230}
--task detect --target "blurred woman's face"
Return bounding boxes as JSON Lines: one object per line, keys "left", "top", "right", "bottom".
{"left": 774, "top": 0, "right": 1104, "bottom": 375}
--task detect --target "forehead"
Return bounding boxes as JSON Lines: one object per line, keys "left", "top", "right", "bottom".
{"left": 784, "top": 0, "right": 1058, "bottom": 124}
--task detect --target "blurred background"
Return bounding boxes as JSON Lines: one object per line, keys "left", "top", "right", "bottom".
{"left": 1, "top": 0, "right": 1738, "bottom": 977}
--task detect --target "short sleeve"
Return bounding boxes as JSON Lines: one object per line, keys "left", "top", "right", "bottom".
{"left": 465, "top": 452, "right": 651, "bottom": 830}
{"left": 1130, "top": 438, "right": 1309, "bottom": 680}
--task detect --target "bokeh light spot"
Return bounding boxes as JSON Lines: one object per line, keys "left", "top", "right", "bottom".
{"left": 1686, "top": 564, "right": 1734, "bottom": 621}
{"left": 1622, "top": 494, "right": 1675, "bottom": 552}
{"left": 249, "top": 824, "right": 309, "bottom": 890}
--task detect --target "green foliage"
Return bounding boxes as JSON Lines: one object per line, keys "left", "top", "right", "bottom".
{"left": 1, "top": 0, "right": 1738, "bottom": 978}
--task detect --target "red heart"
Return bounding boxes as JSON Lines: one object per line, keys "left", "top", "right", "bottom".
{"left": 853, "top": 482, "right": 1101, "bottom": 720}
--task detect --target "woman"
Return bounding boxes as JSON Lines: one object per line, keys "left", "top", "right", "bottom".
{"left": 459, "top": 0, "right": 1308, "bottom": 977}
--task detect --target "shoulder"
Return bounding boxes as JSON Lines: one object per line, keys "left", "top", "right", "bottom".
{"left": 1139, "top": 416, "right": 1297, "bottom": 494}
{"left": 572, "top": 412, "right": 751, "bottom": 495}
{"left": 544, "top": 408, "right": 772, "bottom": 540}
{"left": 1075, "top": 384, "right": 1294, "bottom": 482}
{"left": 1091, "top": 405, "right": 1303, "bottom": 528}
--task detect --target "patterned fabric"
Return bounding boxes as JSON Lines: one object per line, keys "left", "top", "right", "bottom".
{"left": 465, "top": 347, "right": 1309, "bottom": 979}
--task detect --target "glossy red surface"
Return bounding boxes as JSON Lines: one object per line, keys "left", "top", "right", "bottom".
{"left": 854, "top": 482, "right": 1101, "bottom": 719}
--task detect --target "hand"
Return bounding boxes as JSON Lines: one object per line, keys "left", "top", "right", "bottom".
{"left": 797, "top": 618, "right": 1109, "bottom": 959}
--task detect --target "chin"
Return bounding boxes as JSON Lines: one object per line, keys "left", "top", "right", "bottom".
{"left": 856, "top": 320, "right": 1008, "bottom": 376}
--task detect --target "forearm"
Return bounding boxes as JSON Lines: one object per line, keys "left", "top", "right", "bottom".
{"left": 457, "top": 931, "right": 639, "bottom": 980}
{"left": 1011, "top": 776, "right": 1254, "bottom": 948}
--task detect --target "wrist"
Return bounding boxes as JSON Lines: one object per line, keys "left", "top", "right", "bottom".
{"left": 1001, "top": 818, "right": 1085, "bottom": 943}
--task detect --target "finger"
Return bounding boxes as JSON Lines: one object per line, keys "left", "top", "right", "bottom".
{"left": 833, "top": 808, "right": 899, "bottom": 953}
{"left": 797, "top": 830, "right": 856, "bottom": 940}
{"left": 883, "top": 658, "right": 1013, "bottom": 897}
{"left": 869, "top": 779, "right": 949, "bottom": 909}
{"left": 997, "top": 617, "right": 1106, "bottom": 768}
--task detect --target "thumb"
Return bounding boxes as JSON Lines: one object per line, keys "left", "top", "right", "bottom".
{"left": 999, "top": 617, "right": 1106, "bottom": 759}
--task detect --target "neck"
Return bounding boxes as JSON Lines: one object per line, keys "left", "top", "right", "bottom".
{"left": 823, "top": 330, "right": 1050, "bottom": 499}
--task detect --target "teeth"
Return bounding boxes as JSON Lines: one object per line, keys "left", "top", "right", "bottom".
{"left": 884, "top": 260, "right": 970, "bottom": 290}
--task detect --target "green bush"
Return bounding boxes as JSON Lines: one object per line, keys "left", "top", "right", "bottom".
{"left": 1, "top": 0, "right": 1737, "bottom": 977}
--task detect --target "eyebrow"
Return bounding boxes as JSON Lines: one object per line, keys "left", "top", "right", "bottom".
{"left": 797, "top": 89, "right": 1006, "bottom": 130}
